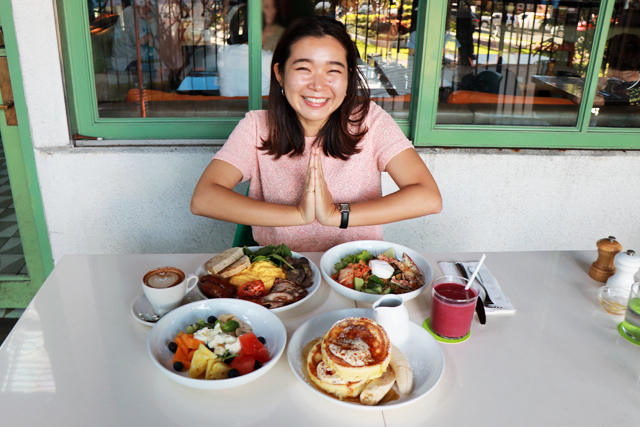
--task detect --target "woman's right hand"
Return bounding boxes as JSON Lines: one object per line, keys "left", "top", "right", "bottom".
{"left": 297, "top": 149, "right": 316, "bottom": 224}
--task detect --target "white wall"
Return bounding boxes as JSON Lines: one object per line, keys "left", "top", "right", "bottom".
{"left": 11, "top": 1, "right": 640, "bottom": 263}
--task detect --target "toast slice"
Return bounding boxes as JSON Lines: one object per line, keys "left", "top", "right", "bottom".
{"left": 215, "top": 255, "right": 251, "bottom": 278}
{"left": 207, "top": 247, "right": 244, "bottom": 274}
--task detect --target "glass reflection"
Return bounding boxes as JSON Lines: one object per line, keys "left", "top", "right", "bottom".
{"left": 437, "top": 0, "right": 601, "bottom": 127}
{"left": 89, "top": 0, "right": 252, "bottom": 118}
{"left": 88, "top": 1, "right": 421, "bottom": 120}
{"left": 0, "top": 309, "right": 55, "bottom": 393}
{"left": 590, "top": 1, "right": 640, "bottom": 128}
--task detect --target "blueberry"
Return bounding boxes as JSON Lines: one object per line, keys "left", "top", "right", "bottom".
{"left": 168, "top": 342, "right": 178, "bottom": 353}
{"left": 257, "top": 336, "right": 266, "bottom": 345}
{"left": 173, "top": 361, "right": 184, "bottom": 371}
{"left": 254, "top": 360, "right": 262, "bottom": 369}
{"left": 228, "top": 368, "right": 240, "bottom": 378}
{"left": 207, "top": 316, "right": 217, "bottom": 324}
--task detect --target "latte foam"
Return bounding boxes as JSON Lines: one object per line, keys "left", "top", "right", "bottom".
{"left": 144, "top": 268, "right": 184, "bottom": 289}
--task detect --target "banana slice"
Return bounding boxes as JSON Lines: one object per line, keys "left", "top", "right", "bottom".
{"left": 360, "top": 369, "right": 396, "bottom": 405}
{"left": 389, "top": 345, "right": 413, "bottom": 395}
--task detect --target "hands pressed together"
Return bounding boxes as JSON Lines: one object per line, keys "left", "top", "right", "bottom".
{"left": 297, "top": 147, "right": 341, "bottom": 227}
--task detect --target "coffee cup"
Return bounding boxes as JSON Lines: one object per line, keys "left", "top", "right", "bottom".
{"left": 142, "top": 267, "right": 198, "bottom": 316}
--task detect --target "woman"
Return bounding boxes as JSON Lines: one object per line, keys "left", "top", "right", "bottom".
{"left": 191, "top": 16, "right": 442, "bottom": 252}
{"left": 262, "top": 0, "right": 285, "bottom": 52}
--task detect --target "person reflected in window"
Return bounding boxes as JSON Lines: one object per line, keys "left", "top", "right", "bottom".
{"left": 456, "top": 1, "right": 476, "bottom": 66}
{"left": 111, "top": 0, "right": 158, "bottom": 74}
{"left": 262, "top": 0, "right": 285, "bottom": 52}
{"left": 406, "top": 3, "right": 420, "bottom": 56}
{"left": 573, "top": 33, "right": 640, "bottom": 106}
{"left": 595, "top": 33, "right": 640, "bottom": 106}
{"left": 191, "top": 16, "right": 442, "bottom": 252}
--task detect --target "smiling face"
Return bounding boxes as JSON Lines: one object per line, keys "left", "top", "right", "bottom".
{"left": 274, "top": 36, "right": 350, "bottom": 137}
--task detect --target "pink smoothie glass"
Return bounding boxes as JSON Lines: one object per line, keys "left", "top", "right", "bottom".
{"left": 430, "top": 275, "right": 479, "bottom": 340}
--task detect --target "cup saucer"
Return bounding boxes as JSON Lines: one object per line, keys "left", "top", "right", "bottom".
{"left": 131, "top": 291, "right": 204, "bottom": 326}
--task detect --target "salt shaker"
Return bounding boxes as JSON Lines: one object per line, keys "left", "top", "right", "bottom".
{"left": 589, "top": 236, "right": 622, "bottom": 282}
{"left": 606, "top": 250, "right": 640, "bottom": 291}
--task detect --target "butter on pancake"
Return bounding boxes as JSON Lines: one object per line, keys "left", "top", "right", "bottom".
{"left": 228, "top": 260, "right": 286, "bottom": 292}
{"left": 321, "top": 317, "right": 390, "bottom": 382}
{"left": 306, "top": 342, "right": 368, "bottom": 399}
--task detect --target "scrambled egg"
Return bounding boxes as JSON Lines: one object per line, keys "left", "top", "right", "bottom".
{"left": 229, "top": 261, "right": 285, "bottom": 292}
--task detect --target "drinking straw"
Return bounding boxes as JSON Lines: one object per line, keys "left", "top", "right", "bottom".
{"left": 464, "top": 254, "right": 487, "bottom": 291}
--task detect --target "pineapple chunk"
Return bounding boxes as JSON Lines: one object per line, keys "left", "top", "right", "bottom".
{"left": 205, "top": 361, "right": 232, "bottom": 380}
{"left": 189, "top": 344, "right": 218, "bottom": 379}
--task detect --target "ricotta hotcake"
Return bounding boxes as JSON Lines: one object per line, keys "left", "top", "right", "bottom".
{"left": 320, "top": 317, "right": 390, "bottom": 382}
{"left": 306, "top": 342, "right": 368, "bottom": 399}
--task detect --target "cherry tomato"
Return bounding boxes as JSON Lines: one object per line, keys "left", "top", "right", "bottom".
{"left": 239, "top": 333, "right": 271, "bottom": 364}
{"left": 237, "top": 280, "right": 266, "bottom": 299}
{"left": 229, "top": 354, "right": 256, "bottom": 376}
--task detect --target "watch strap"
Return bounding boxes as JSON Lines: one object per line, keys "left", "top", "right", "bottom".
{"left": 340, "top": 210, "right": 349, "bottom": 229}
{"left": 339, "top": 204, "right": 349, "bottom": 229}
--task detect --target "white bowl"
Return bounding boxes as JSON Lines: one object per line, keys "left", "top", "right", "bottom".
{"left": 194, "top": 247, "right": 321, "bottom": 313}
{"left": 320, "top": 240, "right": 433, "bottom": 304}
{"left": 287, "top": 308, "right": 445, "bottom": 409}
{"left": 147, "top": 298, "right": 286, "bottom": 389}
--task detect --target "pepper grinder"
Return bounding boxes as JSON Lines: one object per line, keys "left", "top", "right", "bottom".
{"left": 606, "top": 250, "right": 640, "bottom": 291}
{"left": 589, "top": 236, "right": 622, "bottom": 282}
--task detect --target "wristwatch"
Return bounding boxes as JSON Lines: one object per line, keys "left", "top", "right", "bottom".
{"left": 338, "top": 203, "right": 350, "bottom": 229}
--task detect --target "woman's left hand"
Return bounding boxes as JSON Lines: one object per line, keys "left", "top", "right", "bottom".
{"left": 313, "top": 147, "right": 340, "bottom": 227}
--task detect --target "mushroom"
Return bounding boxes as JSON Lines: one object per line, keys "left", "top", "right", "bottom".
{"left": 299, "top": 276, "right": 312, "bottom": 289}
{"left": 234, "top": 317, "right": 252, "bottom": 337}
{"left": 261, "top": 292, "right": 294, "bottom": 309}
{"left": 286, "top": 268, "right": 306, "bottom": 285}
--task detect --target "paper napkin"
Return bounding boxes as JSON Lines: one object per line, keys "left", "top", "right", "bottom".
{"left": 437, "top": 262, "right": 516, "bottom": 314}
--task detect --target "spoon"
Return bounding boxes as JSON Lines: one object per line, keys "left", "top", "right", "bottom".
{"left": 139, "top": 312, "right": 163, "bottom": 323}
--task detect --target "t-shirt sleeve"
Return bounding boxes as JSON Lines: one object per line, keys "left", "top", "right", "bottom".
{"left": 367, "top": 103, "right": 414, "bottom": 171}
{"left": 213, "top": 111, "right": 260, "bottom": 183}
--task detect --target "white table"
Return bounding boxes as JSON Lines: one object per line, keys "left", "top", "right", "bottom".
{"left": 1, "top": 251, "right": 638, "bottom": 426}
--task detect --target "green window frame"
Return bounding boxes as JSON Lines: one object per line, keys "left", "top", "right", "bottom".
{"left": 58, "top": 0, "right": 266, "bottom": 140}
{"left": 58, "top": 0, "right": 640, "bottom": 149}
{"left": 414, "top": 0, "right": 640, "bottom": 149}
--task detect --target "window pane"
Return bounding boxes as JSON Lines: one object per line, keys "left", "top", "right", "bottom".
{"left": 436, "top": 0, "right": 600, "bottom": 127}
{"left": 589, "top": 1, "right": 640, "bottom": 128}
{"left": 89, "top": 0, "right": 254, "bottom": 119}
{"left": 263, "top": 1, "right": 421, "bottom": 120}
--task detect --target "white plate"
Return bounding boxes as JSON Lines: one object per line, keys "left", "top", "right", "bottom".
{"left": 194, "top": 247, "right": 321, "bottom": 313}
{"left": 131, "top": 291, "right": 204, "bottom": 326}
{"left": 287, "top": 308, "right": 445, "bottom": 410}
{"left": 320, "top": 240, "right": 434, "bottom": 304}
{"left": 148, "top": 298, "right": 287, "bottom": 389}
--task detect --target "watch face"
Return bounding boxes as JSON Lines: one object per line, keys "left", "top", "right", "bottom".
{"left": 339, "top": 203, "right": 350, "bottom": 212}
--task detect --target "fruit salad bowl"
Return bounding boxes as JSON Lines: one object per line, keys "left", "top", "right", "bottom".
{"left": 147, "top": 298, "right": 286, "bottom": 389}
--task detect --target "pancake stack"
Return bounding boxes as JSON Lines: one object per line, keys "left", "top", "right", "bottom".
{"left": 306, "top": 317, "right": 412, "bottom": 405}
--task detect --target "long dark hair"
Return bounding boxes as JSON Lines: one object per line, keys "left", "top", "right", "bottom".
{"left": 261, "top": 16, "right": 370, "bottom": 160}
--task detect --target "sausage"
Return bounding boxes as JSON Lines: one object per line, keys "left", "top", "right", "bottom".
{"left": 200, "top": 275, "right": 236, "bottom": 299}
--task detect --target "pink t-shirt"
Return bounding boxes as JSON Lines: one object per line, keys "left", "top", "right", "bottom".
{"left": 214, "top": 102, "right": 413, "bottom": 252}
